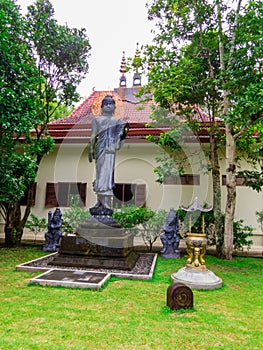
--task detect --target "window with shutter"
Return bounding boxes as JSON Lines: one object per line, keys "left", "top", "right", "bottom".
{"left": 45, "top": 182, "right": 86, "bottom": 207}
{"left": 164, "top": 174, "right": 200, "bottom": 185}
{"left": 113, "top": 183, "right": 146, "bottom": 208}
{"left": 58, "top": 182, "right": 69, "bottom": 206}
{"left": 222, "top": 175, "right": 247, "bottom": 186}
{"left": 45, "top": 183, "right": 59, "bottom": 206}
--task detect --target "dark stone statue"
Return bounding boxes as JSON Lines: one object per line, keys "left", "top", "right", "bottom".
{"left": 54, "top": 95, "right": 138, "bottom": 271}
{"left": 160, "top": 208, "right": 180, "bottom": 258}
{"left": 43, "top": 208, "right": 62, "bottom": 252}
{"left": 89, "top": 95, "right": 129, "bottom": 211}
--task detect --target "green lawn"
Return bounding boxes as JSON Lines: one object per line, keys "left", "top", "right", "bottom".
{"left": 0, "top": 245, "right": 262, "bottom": 350}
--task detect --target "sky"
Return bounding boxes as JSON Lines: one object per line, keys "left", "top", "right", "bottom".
{"left": 18, "top": 0, "right": 154, "bottom": 101}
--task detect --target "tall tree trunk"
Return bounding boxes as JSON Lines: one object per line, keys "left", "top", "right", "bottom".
{"left": 4, "top": 183, "right": 35, "bottom": 247}
{"left": 216, "top": 0, "right": 241, "bottom": 261}
{"left": 224, "top": 124, "right": 236, "bottom": 259}
{"left": 4, "top": 201, "right": 23, "bottom": 247}
{"left": 209, "top": 133, "right": 223, "bottom": 257}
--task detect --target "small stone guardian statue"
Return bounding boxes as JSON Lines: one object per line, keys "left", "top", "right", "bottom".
{"left": 160, "top": 209, "right": 180, "bottom": 258}
{"left": 43, "top": 208, "right": 62, "bottom": 252}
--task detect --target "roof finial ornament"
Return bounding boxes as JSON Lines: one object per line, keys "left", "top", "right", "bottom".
{"left": 133, "top": 42, "right": 142, "bottom": 86}
{"left": 119, "top": 51, "right": 127, "bottom": 87}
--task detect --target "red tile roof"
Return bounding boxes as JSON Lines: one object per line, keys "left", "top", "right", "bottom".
{"left": 50, "top": 90, "right": 153, "bottom": 125}
{"left": 48, "top": 88, "right": 223, "bottom": 144}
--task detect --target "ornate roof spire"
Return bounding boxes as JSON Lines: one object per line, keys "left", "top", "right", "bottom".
{"left": 133, "top": 43, "right": 141, "bottom": 86}
{"left": 119, "top": 51, "right": 127, "bottom": 87}
{"left": 134, "top": 43, "right": 140, "bottom": 69}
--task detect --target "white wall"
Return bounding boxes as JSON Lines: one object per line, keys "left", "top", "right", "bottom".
{"left": 1, "top": 140, "right": 262, "bottom": 245}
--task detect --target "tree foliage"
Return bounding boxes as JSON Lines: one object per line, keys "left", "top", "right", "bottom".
{"left": 0, "top": 0, "right": 38, "bottom": 202}
{"left": 26, "top": 0, "right": 90, "bottom": 124}
{"left": 144, "top": 0, "right": 263, "bottom": 259}
{"left": 0, "top": 0, "right": 91, "bottom": 246}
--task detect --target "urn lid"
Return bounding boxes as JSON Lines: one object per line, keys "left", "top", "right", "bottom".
{"left": 181, "top": 197, "right": 212, "bottom": 213}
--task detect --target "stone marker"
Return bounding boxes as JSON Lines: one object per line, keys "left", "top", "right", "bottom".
{"left": 167, "top": 282, "right": 193, "bottom": 310}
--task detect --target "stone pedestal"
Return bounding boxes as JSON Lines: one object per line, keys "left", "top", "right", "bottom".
{"left": 49, "top": 213, "right": 139, "bottom": 270}
{"left": 171, "top": 265, "right": 222, "bottom": 290}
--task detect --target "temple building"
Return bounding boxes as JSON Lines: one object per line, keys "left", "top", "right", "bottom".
{"left": 1, "top": 48, "right": 262, "bottom": 248}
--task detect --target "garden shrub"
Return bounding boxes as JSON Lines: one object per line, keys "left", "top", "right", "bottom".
{"left": 112, "top": 205, "right": 154, "bottom": 228}
{"left": 256, "top": 210, "right": 263, "bottom": 232}
{"left": 25, "top": 213, "right": 47, "bottom": 242}
{"left": 139, "top": 209, "right": 168, "bottom": 251}
{"left": 62, "top": 195, "right": 90, "bottom": 234}
{"left": 113, "top": 205, "right": 161, "bottom": 250}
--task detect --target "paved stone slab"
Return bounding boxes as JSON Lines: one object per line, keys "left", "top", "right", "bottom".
{"left": 30, "top": 269, "right": 111, "bottom": 290}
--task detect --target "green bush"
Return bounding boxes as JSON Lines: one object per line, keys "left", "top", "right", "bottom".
{"left": 139, "top": 209, "right": 168, "bottom": 251}
{"left": 113, "top": 205, "right": 168, "bottom": 251}
{"left": 256, "top": 210, "right": 263, "bottom": 232}
{"left": 62, "top": 195, "right": 90, "bottom": 234}
{"left": 25, "top": 214, "right": 47, "bottom": 242}
{"left": 233, "top": 219, "right": 253, "bottom": 251}
{"left": 112, "top": 205, "right": 154, "bottom": 228}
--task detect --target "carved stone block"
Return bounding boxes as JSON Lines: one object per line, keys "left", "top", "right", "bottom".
{"left": 167, "top": 282, "right": 193, "bottom": 310}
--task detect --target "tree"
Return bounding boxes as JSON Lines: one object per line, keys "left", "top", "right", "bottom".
{"left": 0, "top": 0, "right": 91, "bottom": 246}
{"left": 0, "top": 0, "right": 40, "bottom": 246}
{"left": 143, "top": 0, "right": 226, "bottom": 256}
{"left": 144, "top": 0, "right": 263, "bottom": 259}
{"left": 218, "top": 0, "right": 263, "bottom": 259}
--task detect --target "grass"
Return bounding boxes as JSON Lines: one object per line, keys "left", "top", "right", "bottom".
{"left": 0, "top": 244, "right": 262, "bottom": 350}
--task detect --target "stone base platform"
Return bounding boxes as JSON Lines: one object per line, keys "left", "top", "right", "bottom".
{"left": 16, "top": 252, "right": 157, "bottom": 281}
{"left": 171, "top": 265, "right": 222, "bottom": 290}
{"left": 50, "top": 251, "right": 139, "bottom": 270}
{"left": 50, "top": 235, "right": 139, "bottom": 270}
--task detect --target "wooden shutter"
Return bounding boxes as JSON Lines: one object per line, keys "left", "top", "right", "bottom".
{"left": 124, "top": 183, "right": 133, "bottom": 204}
{"left": 45, "top": 183, "right": 58, "bottom": 206}
{"left": 57, "top": 182, "right": 70, "bottom": 206}
{"left": 134, "top": 184, "right": 146, "bottom": 207}
{"left": 222, "top": 175, "right": 246, "bottom": 186}
{"left": 20, "top": 183, "right": 37, "bottom": 206}
{"left": 236, "top": 176, "right": 245, "bottom": 186}
{"left": 187, "top": 175, "right": 200, "bottom": 185}
{"left": 164, "top": 174, "right": 200, "bottom": 185}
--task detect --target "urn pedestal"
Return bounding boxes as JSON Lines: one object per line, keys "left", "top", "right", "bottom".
{"left": 171, "top": 198, "right": 222, "bottom": 289}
